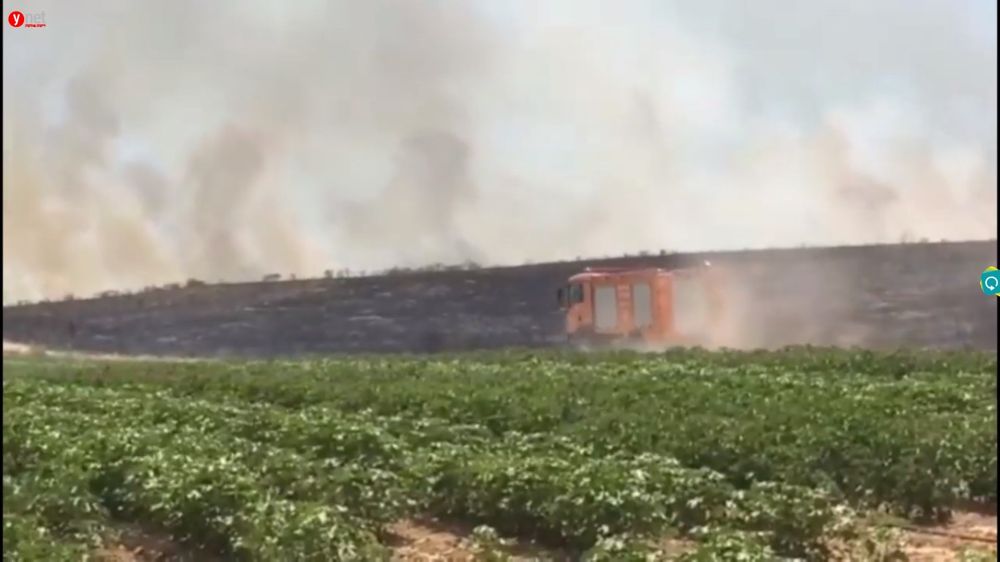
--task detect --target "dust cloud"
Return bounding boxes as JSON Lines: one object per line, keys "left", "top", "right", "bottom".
{"left": 3, "top": 0, "right": 997, "bottom": 303}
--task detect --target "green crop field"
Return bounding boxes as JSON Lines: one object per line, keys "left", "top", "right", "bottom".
{"left": 3, "top": 347, "right": 997, "bottom": 561}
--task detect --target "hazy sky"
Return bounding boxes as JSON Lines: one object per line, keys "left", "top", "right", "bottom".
{"left": 3, "top": 0, "right": 997, "bottom": 300}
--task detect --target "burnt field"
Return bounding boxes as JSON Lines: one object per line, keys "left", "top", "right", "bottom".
{"left": 3, "top": 240, "right": 997, "bottom": 357}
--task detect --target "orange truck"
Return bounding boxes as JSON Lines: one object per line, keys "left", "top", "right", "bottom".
{"left": 556, "top": 264, "right": 725, "bottom": 348}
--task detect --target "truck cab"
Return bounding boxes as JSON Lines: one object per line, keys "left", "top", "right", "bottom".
{"left": 557, "top": 265, "right": 723, "bottom": 347}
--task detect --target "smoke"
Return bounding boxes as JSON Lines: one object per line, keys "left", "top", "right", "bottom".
{"left": 342, "top": 130, "right": 483, "bottom": 266}
{"left": 3, "top": 0, "right": 997, "bottom": 302}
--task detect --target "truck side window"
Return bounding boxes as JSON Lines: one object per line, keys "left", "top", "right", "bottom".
{"left": 569, "top": 284, "right": 584, "bottom": 303}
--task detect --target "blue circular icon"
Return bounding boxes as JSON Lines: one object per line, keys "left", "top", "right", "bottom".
{"left": 980, "top": 267, "right": 1000, "bottom": 296}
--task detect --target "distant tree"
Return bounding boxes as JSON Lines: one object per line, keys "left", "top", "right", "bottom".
{"left": 185, "top": 278, "right": 206, "bottom": 288}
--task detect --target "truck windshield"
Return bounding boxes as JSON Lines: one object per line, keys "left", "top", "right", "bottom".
{"left": 557, "top": 284, "right": 585, "bottom": 307}
{"left": 568, "top": 283, "right": 584, "bottom": 303}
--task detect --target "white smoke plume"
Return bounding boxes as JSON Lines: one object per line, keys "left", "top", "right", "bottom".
{"left": 3, "top": 0, "right": 996, "bottom": 302}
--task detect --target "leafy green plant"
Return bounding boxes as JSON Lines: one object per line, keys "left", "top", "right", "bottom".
{"left": 3, "top": 347, "right": 994, "bottom": 560}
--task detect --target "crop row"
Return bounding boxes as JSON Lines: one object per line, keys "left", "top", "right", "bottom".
{"left": 4, "top": 379, "right": 858, "bottom": 560}
{"left": 17, "top": 347, "right": 996, "bottom": 519}
{"left": 4, "top": 395, "right": 387, "bottom": 559}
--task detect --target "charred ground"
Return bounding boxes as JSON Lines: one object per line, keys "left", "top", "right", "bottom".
{"left": 3, "top": 240, "right": 997, "bottom": 358}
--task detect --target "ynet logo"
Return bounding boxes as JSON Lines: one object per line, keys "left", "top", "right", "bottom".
{"left": 980, "top": 267, "right": 1000, "bottom": 297}
{"left": 8, "top": 10, "right": 46, "bottom": 28}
